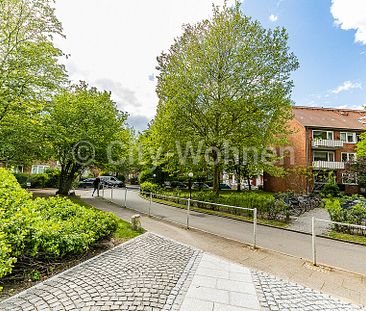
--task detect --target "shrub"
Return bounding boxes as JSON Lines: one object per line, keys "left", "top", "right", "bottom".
{"left": 158, "top": 190, "right": 287, "bottom": 222}
{"left": 140, "top": 181, "right": 159, "bottom": 193}
{"left": 138, "top": 170, "right": 153, "bottom": 184}
{"left": 325, "top": 198, "right": 366, "bottom": 236}
{"left": 321, "top": 176, "right": 340, "bottom": 197}
{"left": 0, "top": 168, "right": 120, "bottom": 285}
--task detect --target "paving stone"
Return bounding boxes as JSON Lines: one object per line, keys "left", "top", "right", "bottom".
{"left": 0, "top": 234, "right": 200, "bottom": 311}
{"left": 251, "top": 270, "right": 366, "bottom": 311}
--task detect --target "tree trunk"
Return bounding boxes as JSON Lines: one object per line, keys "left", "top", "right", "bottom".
{"left": 247, "top": 175, "right": 252, "bottom": 191}
{"left": 58, "top": 162, "right": 80, "bottom": 196}
{"left": 212, "top": 149, "right": 220, "bottom": 195}
{"left": 236, "top": 165, "right": 241, "bottom": 192}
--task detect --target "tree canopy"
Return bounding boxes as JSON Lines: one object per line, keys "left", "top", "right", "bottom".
{"left": 0, "top": 0, "right": 67, "bottom": 165}
{"left": 45, "top": 83, "right": 130, "bottom": 195}
{"left": 149, "top": 2, "right": 299, "bottom": 192}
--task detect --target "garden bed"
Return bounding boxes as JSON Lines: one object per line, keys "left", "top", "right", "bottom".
{"left": 139, "top": 187, "right": 290, "bottom": 227}
{"left": 0, "top": 169, "right": 142, "bottom": 300}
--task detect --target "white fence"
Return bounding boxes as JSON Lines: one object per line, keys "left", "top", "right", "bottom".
{"left": 98, "top": 185, "right": 366, "bottom": 268}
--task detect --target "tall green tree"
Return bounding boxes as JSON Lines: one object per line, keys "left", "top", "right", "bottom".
{"left": 0, "top": 0, "right": 67, "bottom": 164}
{"left": 152, "top": 2, "right": 299, "bottom": 193}
{"left": 45, "top": 83, "right": 129, "bottom": 195}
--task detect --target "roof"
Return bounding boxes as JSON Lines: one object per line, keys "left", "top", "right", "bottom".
{"left": 293, "top": 106, "right": 366, "bottom": 130}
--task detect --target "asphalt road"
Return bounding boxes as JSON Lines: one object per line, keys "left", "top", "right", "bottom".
{"left": 99, "top": 188, "right": 366, "bottom": 276}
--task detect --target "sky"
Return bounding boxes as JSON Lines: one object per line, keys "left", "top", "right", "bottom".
{"left": 54, "top": 0, "right": 366, "bottom": 131}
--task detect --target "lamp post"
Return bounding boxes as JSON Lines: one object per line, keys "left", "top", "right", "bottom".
{"left": 188, "top": 172, "right": 193, "bottom": 200}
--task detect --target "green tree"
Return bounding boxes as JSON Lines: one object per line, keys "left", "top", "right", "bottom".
{"left": 0, "top": 0, "right": 67, "bottom": 164}
{"left": 45, "top": 83, "right": 129, "bottom": 195}
{"left": 152, "top": 2, "right": 299, "bottom": 193}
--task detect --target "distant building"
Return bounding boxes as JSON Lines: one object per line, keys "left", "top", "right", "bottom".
{"left": 264, "top": 106, "right": 366, "bottom": 194}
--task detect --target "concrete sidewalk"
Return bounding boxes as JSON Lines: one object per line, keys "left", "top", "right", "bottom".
{"left": 83, "top": 195, "right": 366, "bottom": 307}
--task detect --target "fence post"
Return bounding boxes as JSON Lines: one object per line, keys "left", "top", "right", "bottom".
{"left": 102, "top": 184, "right": 105, "bottom": 197}
{"left": 111, "top": 187, "right": 114, "bottom": 200}
{"left": 186, "top": 198, "right": 191, "bottom": 229}
{"left": 149, "top": 192, "right": 152, "bottom": 217}
{"left": 312, "top": 217, "right": 317, "bottom": 266}
{"left": 253, "top": 208, "right": 257, "bottom": 249}
{"left": 124, "top": 187, "right": 127, "bottom": 207}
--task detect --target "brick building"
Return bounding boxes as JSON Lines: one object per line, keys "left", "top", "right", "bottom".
{"left": 264, "top": 106, "right": 366, "bottom": 194}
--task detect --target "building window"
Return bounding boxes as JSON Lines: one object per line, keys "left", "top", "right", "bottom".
{"left": 313, "top": 151, "right": 335, "bottom": 162}
{"left": 341, "top": 172, "right": 358, "bottom": 185}
{"left": 313, "top": 130, "right": 333, "bottom": 140}
{"left": 31, "top": 165, "right": 50, "bottom": 174}
{"left": 340, "top": 132, "right": 357, "bottom": 143}
{"left": 341, "top": 153, "right": 356, "bottom": 162}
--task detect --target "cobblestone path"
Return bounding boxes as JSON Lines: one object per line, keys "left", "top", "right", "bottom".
{"left": 0, "top": 234, "right": 199, "bottom": 311}
{"left": 0, "top": 232, "right": 365, "bottom": 311}
{"left": 252, "top": 271, "right": 364, "bottom": 311}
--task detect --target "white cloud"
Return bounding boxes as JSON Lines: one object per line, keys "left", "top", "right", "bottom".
{"left": 54, "top": 0, "right": 235, "bottom": 125}
{"left": 331, "top": 0, "right": 366, "bottom": 44}
{"left": 269, "top": 14, "right": 278, "bottom": 22}
{"left": 331, "top": 81, "right": 362, "bottom": 94}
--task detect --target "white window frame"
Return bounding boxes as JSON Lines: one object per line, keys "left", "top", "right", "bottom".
{"left": 31, "top": 165, "right": 50, "bottom": 174}
{"left": 313, "top": 151, "right": 335, "bottom": 162}
{"left": 312, "top": 130, "right": 334, "bottom": 140}
{"left": 341, "top": 172, "right": 358, "bottom": 185}
{"left": 340, "top": 132, "right": 357, "bottom": 144}
{"left": 341, "top": 152, "right": 356, "bottom": 162}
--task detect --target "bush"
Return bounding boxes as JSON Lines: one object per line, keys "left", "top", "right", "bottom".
{"left": 158, "top": 190, "right": 287, "bottom": 222}
{"left": 325, "top": 198, "right": 366, "bottom": 236}
{"left": 15, "top": 169, "right": 61, "bottom": 189}
{"left": 138, "top": 170, "right": 153, "bottom": 184}
{"left": 321, "top": 176, "right": 340, "bottom": 197}
{"left": 0, "top": 168, "right": 120, "bottom": 284}
{"left": 140, "top": 181, "right": 159, "bottom": 193}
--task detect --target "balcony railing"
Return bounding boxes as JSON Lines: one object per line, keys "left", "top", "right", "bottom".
{"left": 312, "top": 139, "right": 344, "bottom": 149}
{"left": 312, "top": 161, "right": 345, "bottom": 170}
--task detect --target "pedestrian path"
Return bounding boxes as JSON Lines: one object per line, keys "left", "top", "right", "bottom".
{"left": 289, "top": 207, "right": 331, "bottom": 234}
{"left": 0, "top": 233, "right": 364, "bottom": 311}
{"left": 98, "top": 188, "right": 366, "bottom": 276}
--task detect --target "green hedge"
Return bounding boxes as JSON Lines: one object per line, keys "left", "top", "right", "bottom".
{"left": 157, "top": 190, "right": 287, "bottom": 221}
{"left": 14, "top": 169, "right": 60, "bottom": 188}
{"left": 0, "top": 168, "right": 119, "bottom": 285}
{"left": 140, "top": 181, "right": 160, "bottom": 193}
{"left": 325, "top": 198, "right": 366, "bottom": 237}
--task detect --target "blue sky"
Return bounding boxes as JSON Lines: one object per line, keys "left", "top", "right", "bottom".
{"left": 242, "top": 0, "right": 366, "bottom": 109}
{"left": 55, "top": 0, "right": 366, "bottom": 131}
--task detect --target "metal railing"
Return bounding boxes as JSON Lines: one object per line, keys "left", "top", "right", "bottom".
{"left": 97, "top": 186, "right": 366, "bottom": 268}
{"left": 312, "top": 139, "right": 344, "bottom": 149}
{"left": 136, "top": 190, "right": 258, "bottom": 248}
{"left": 312, "top": 161, "right": 345, "bottom": 170}
{"left": 311, "top": 217, "right": 366, "bottom": 266}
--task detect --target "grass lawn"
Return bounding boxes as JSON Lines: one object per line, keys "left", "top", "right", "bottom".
{"left": 328, "top": 231, "right": 366, "bottom": 245}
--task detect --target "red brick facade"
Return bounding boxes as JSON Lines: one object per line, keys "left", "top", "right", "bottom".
{"left": 264, "top": 107, "right": 366, "bottom": 194}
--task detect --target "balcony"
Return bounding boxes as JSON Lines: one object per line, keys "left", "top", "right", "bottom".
{"left": 312, "top": 161, "right": 345, "bottom": 170}
{"left": 312, "top": 139, "right": 344, "bottom": 149}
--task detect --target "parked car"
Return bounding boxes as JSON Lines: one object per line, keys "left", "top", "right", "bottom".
{"left": 192, "top": 182, "right": 211, "bottom": 190}
{"left": 219, "top": 183, "right": 231, "bottom": 190}
{"left": 163, "top": 181, "right": 187, "bottom": 189}
{"left": 79, "top": 178, "right": 95, "bottom": 188}
{"left": 100, "top": 176, "right": 125, "bottom": 188}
